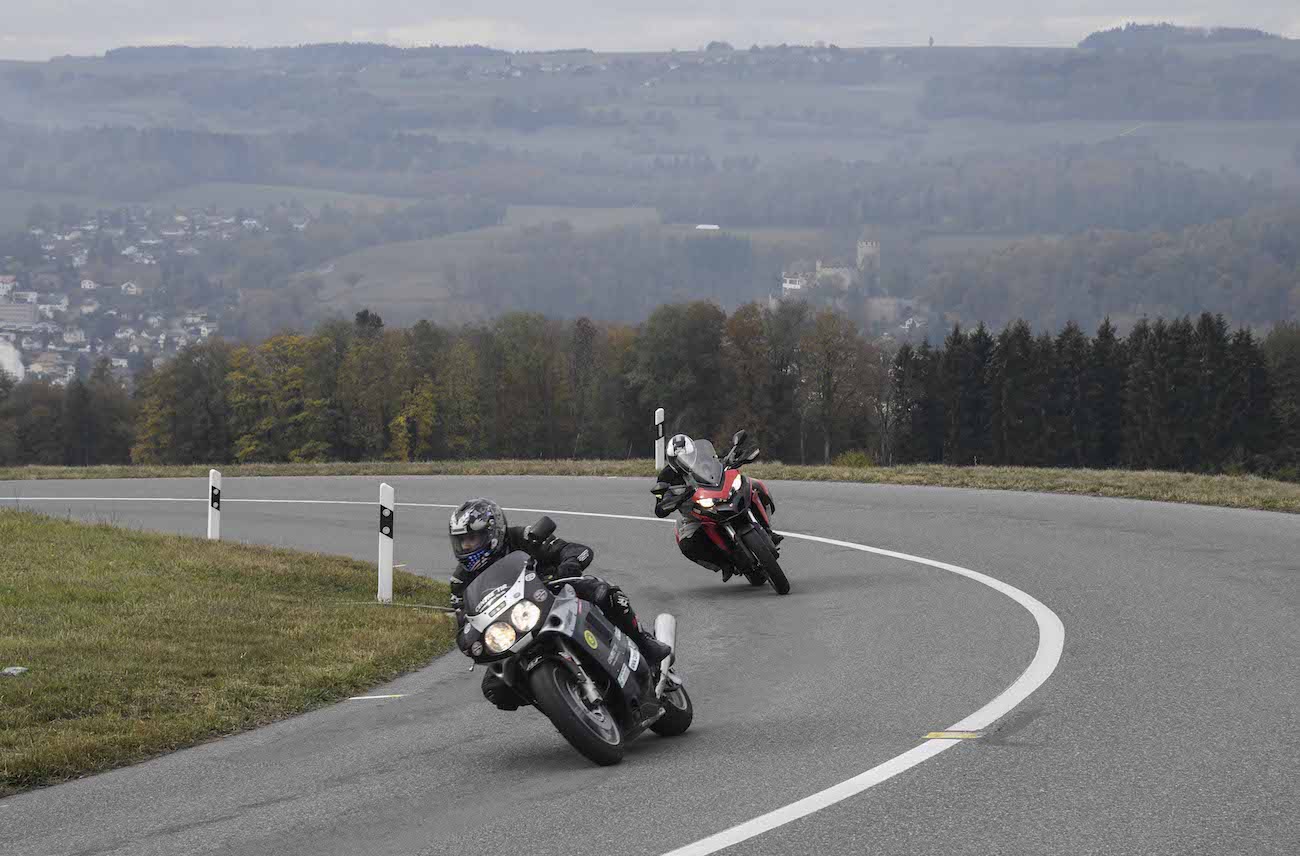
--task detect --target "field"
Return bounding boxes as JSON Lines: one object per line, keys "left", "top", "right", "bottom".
{"left": 303, "top": 204, "right": 662, "bottom": 322}
{"left": 2, "top": 460, "right": 1296, "bottom": 514}
{"left": 0, "top": 509, "right": 453, "bottom": 796}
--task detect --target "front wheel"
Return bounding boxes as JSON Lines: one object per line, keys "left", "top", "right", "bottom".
{"left": 529, "top": 661, "right": 624, "bottom": 766}
{"left": 740, "top": 528, "right": 791, "bottom": 595}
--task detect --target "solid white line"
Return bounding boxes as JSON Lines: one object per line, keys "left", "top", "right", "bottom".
{"left": 2, "top": 491, "right": 1064, "bottom": 853}
{"left": 347, "top": 694, "right": 405, "bottom": 701}
{"left": 655, "top": 531, "right": 1065, "bottom": 856}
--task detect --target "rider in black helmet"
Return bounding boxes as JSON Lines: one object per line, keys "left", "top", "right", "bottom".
{"left": 449, "top": 497, "right": 672, "bottom": 710}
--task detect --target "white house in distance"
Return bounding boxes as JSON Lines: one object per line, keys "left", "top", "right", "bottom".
{"left": 120, "top": 282, "right": 141, "bottom": 296}
{"left": 781, "top": 273, "right": 807, "bottom": 295}
{"left": 12, "top": 290, "right": 39, "bottom": 304}
{"left": 63, "top": 328, "right": 87, "bottom": 345}
{"left": 0, "top": 275, "right": 15, "bottom": 297}
{"left": 80, "top": 279, "right": 98, "bottom": 291}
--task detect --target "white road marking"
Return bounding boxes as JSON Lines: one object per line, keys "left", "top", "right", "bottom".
{"left": 1, "top": 492, "right": 1064, "bottom": 854}
{"left": 660, "top": 530, "right": 1064, "bottom": 856}
{"left": 347, "top": 694, "right": 404, "bottom": 701}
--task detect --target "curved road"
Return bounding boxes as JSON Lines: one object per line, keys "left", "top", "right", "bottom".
{"left": 1, "top": 476, "right": 1296, "bottom": 855}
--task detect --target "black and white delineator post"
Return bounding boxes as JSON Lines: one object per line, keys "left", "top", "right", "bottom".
{"left": 377, "top": 483, "right": 395, "bottom": 604}
{"left": 207, "top": 469, "right": 221, "bottom": 540}
{"left": 654, "top": 407, "right": 666, "bottom": 471}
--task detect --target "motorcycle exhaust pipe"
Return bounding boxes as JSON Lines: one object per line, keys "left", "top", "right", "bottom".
{"left": 654, "top": 613, "right": 676, "bottom": 665}
{"left": 653, "top": 613, "right": 677, "bottom": 697}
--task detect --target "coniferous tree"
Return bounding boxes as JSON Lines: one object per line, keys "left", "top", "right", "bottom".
{"left": 1053, "top": 322, "right": 1091, "bottom": 467}
{"left": 1225, "top": 329, "right": 1276, "bottom": 470}
{"left": 1192, "top": 313, "right": 1233, "bottom": 470}
{"left": 1122, "top": 318, "right": 1156, "bottom": 468}
{"left": 1262, "top": 322, "right": 1300, "bottom": 478}
{"left": 1087, "top": 318, "right": 1126, "bottom": 468}
{"left": 1030, "top": 330, "right": 1061, "bottom": 466}
{"left": 1161, "top": 317, "right": 1199, "bottom": 470}
{"left": 988, "top": 320, "right": 1038, "bottom": 465}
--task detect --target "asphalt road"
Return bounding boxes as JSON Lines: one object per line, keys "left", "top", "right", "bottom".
{"left": 1, "top": 475, "right": 1297, "bottom": 856}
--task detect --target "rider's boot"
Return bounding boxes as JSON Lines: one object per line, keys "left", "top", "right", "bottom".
{"left": 605, "top": 588, "right": 673, "bottom": 668}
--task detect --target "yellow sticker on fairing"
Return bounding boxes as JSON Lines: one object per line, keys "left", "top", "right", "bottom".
{"left": 584, "top": 630, "right": 599, "bottom": 649}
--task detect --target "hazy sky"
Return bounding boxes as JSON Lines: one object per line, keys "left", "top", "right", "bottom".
{"left": 3, "top": 2, "right": 1299, "bottom": 61}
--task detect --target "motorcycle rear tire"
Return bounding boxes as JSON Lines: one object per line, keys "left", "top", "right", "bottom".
{"left": 650, "top": 684, "right": 694, "bottom": 737}
{"left": 530, "top": 661, "right": 625, "bottom": 766}
{"left": 740, "top": 528, "right": 791, "bottom": 595}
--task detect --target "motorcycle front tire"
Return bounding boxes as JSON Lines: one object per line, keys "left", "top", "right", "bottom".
{"left": 739, "top": 527, "right": 791, "bottom": 595}
{"left": 529, "top": 661, "right": 625, "bottom": 766}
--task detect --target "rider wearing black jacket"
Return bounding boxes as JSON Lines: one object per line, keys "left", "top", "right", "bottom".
{"left": 653, "top": 432, "right": 780, "bottom": 580}
{"left": 654, "top": 468, "right": 732, "bottom": 577}
{"left": 449, "top": 498, "right": 671, "bottom": 710}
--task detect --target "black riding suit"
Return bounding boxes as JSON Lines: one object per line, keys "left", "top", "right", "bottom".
{"left": 653, "top": 464, "right": 731, "bottom": 572}
{"left": 451, "top": 526, "right": 665, "bottom": 710}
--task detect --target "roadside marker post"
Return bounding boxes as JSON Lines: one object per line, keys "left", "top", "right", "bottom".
{"left": 654, "top": 407, "right": 666, "bottom": 471}
{"left": 378, "top": 483, "right": 395, "bottom": 604}
{"left": 207, "top": 469, "right": 221, "bottom": 540}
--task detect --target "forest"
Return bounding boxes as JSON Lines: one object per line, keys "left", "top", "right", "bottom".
{"left": 2, "top": 306, "right": 1297, "bottom": 481}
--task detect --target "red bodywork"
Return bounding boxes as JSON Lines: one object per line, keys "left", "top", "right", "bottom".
{"left": 686, "top": 469, "right": 776, "bottom": 555}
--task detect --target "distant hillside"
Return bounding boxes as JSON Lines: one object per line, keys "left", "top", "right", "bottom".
{"left": 1080, "top": 23, "right": 1286, "bottom": 50}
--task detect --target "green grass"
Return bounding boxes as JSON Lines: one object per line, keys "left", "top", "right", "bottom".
{"left": 1, "top": 460, "right": 1296, "bottom": 514}
{"left": 0, "top": 509, "right": 454, "bottom": 796}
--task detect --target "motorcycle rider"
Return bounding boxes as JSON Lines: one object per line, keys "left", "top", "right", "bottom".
{"left": 449, "top": 497, "right": 672, "bottom": 710}
{"left": 652, "top": 432, "right": 778, "bottom": 581}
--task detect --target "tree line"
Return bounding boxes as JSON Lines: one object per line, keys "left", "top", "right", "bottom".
{"left": 2, "top": 305, "right": 1296, "bottom": 480}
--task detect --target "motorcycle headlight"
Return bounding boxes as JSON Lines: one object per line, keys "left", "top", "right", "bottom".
{"left": 697, "top": 497, "right": 715, "bottom": 509}
{"left": 510, "top": 600, "right": 541, "bottom": 632}
{"left": 483, "top": 622, "right": 517, "bottom": 653}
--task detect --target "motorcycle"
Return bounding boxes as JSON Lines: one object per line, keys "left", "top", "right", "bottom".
{"left": 455, "top": 517, "right": 692, "bottom": 766}
{"left": 658, "top": 430, "right": 791, "bottom": 595}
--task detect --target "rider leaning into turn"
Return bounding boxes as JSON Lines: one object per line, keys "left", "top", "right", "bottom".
{"left": 653, "top": 433, "right": 782, "bottom": 580}
{"left": 448, "top": 498, "right": 672, "bottom": 710}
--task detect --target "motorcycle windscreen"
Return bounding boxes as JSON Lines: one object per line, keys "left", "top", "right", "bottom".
{"left": 677, "top": 439, "right": 725, "bottom": 487}
{"left": 463, "top": 551, "right": 531, "bottom": 615}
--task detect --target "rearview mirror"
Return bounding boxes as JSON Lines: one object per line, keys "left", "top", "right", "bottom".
{"left": 745, "top": 448, "right": 761, "bottom": 462}
{"left": 529, "top": 516, "right": 556, "bottom": 542}
{"left": 731, "top": 430, "right": 748, "bottom": 448}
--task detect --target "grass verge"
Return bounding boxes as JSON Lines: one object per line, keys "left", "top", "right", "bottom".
{"left": 0, "top": 460, "right": 1296, "bottom": 514}
{"left": 0, "top": 509, "right": 453, "bottom": 797}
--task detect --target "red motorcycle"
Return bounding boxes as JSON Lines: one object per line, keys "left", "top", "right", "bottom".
{"left": 655, "top": 431, "right": 790, "bottom": 595}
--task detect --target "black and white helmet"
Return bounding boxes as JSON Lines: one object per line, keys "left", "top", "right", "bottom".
{"left": 449, "top": 498, "right": 507, "bottom": 573}
{"left": 666, "top": 433, "right": 694, "bottom": 464}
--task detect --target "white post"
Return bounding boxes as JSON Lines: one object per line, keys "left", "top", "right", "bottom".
{"left": 377, "top": 483, "right": 394, "bottom": 604}
{"left": 654, "top": 407, "right": 666, "bottom": 471}
{"left": 207, "top": 469, "right": 221, "bottom": 540}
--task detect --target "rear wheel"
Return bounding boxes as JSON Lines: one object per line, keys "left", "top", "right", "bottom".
{"left": 740, "top": 528, "right": 791, "bottom": 595}
{"left": 529, "top": 661, "right": 624, "bottom": 766}
{"left": 650, "top": 684, "right": 694, "bottom": 736}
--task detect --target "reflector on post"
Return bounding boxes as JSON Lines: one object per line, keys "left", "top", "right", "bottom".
{"left": 207, "top": 469, "right": 221, "bottom": 540}
{"left": 654, "top": 407, "right": 666, "bottom": 471}
{"left": 378, "top": 483, "right": 394, "bottom": 604}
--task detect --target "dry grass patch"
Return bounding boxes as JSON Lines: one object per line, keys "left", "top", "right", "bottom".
{"left": 0, "top": 509, "right": 453, "bottom": 797}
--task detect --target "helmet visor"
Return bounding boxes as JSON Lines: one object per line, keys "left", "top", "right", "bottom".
{"left": 452, "top": 530, "right": 488, "bottom": 555}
